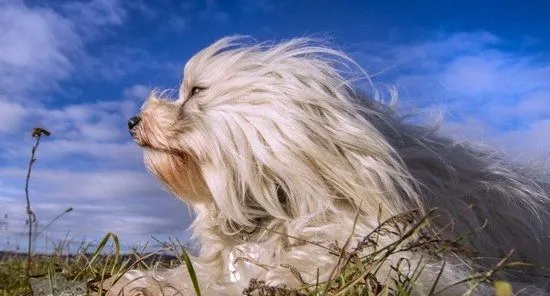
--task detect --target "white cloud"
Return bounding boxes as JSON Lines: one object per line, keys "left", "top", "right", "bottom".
{"left": 62, "top": 0, "right": 126, "bottom": 28}
{"left": 0, "top": 166, "right": 191, "bottom": 249}
{"left": 36, "top": 140, "right": 142, "bottom": 165}
{"left": 0, "top": 100, "right": 28, "bottom": 134}
{"left": 0, "top": 0, "right": 80, "bottom": 96}
{"left": 123, "top": 84, "right": 152, "bottom": 101}
{"left": 440, "top": 53, "right": 550, "bottom": 98}
{"left": 516, "top": 91, "right": 550, "bottom": 119}
{"left": 504, "top": 120, "right": 550, "bottom": 151}
{"left": 0, "top": 0, "right": 157, "bottom": 98}
{"left": 0, "top": 168, "right": 162, "bottom": 201}
{"left": 38, "top": 104, "right": 130, "bottom": 142}
{"left": 351, "top": 32, "right": 550, "bottom": 161}
{"left": 351, "top": 32, "right": 500, "bottom": 73}
{"left": 0, "top": 99, "right": 147, "bottom": 172}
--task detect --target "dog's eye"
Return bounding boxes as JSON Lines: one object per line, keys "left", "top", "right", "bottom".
{"left": 190, "top": 86, "right": 205, "bottom": 97}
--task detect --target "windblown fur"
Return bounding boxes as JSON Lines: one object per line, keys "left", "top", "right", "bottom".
{"left": 110, "top": 37, "right": 550, "bottom": 295}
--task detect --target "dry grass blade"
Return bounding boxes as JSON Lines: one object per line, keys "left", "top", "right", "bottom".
{"left": 24, "top": 127, "right": 51, "bottom": 282}
{"left": 427, "top": 258, "right": 446, "bottom": 295}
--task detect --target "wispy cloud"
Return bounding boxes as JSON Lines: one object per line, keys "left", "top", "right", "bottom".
{"left": 123, "top": 84, "right": 152, "bottom": 100}
{"left": 198, "top": 0, "right": 231, "bottom": 24}
{"left": 0, "top": 0, "right": 81, "bottom": 96}
{"left": 350, "top": 31, "right": 550, "bottom": 161}
{"left": 62, "top": 0, "right": 127, "bottom": 28}
{"left": 0, "top": 0, "right": 167, "bottom": 99}
{"left": 0, "top": 100, "right": 28, "bottom": 134}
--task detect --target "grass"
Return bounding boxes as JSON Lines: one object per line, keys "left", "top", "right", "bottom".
{"left": 238, "top": 210, "right": 516, "bottom": 296}
{"left": 0, "top": 236, "right": 183, "bottom": 296}
{"left": 0, "top": 211, "right": 521, "bottom": 296}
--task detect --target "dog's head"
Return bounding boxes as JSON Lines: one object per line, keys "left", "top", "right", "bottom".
{"left": 129, "top": 37, "right": 420, "bottom": 232}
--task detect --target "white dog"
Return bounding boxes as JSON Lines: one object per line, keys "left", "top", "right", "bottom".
{"left": 109, "top": 37, "right": 550, "bottom": 295}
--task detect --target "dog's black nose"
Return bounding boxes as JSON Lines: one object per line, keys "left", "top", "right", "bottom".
{"left": 128, "top": 116, "right": 141, "bottom": 132}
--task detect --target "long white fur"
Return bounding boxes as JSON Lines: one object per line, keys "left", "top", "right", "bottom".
{"left": 108, "top": 37, "right": 550, "bottom": 296}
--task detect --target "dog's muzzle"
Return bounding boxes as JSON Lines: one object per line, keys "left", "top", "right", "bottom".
{"left": 128, "top": 115, "right": 141, "bottom": 137}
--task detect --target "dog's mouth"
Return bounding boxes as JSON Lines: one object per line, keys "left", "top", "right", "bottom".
{"left": 130, "top": 129, "right": 172, "bottom": 153}
{"left": 131, "top": 134, "right": 146, "bottom": 147}
{"left": 137, "top": 139, "right": 187, "bottom": 159}
{"left": 129, "top": 129, "right": 147, "bottom": 147}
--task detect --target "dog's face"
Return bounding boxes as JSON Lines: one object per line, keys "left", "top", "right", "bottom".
{"left": 130, "top": 38, "right": 312, "bottom": 205}
{"left": 129, "top": 37, "right": 413, "bottom": 228}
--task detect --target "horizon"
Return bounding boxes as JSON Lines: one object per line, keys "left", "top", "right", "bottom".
{"left": 1, "top": 0, "right": 549, "bottom": 253}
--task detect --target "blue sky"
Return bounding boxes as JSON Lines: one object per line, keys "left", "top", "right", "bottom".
{"left": 1, "top": 0, "right": 549, "bottom": 252}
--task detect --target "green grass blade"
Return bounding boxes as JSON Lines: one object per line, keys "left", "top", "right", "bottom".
{"left": 180, "top": 248, "right": 202, "bottom": 296}
{"left": 89, "top": 232, "right": 120, "bottom": 268}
